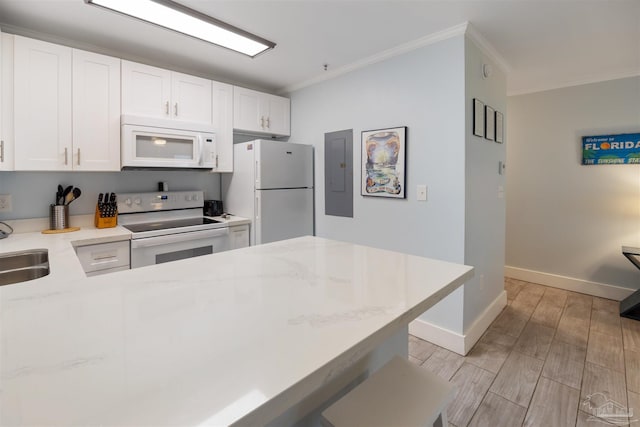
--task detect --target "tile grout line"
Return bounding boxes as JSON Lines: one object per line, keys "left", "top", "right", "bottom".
{"left": 573, "top": 296, "right": 594, "bottom": 426}
{"left": 520, "top": 286, "right": 558, "bottom": 426}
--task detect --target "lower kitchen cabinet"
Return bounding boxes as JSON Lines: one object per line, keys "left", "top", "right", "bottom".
{"left": 75, "top": 240, "right": 130, "bottom": 277}
{"left": 229, "top": 224, "right": 250, "bottom": 250}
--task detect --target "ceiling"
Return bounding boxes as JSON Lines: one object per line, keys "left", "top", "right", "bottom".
{"left": 0, "top": 0, "right": 638, "bottom": 95}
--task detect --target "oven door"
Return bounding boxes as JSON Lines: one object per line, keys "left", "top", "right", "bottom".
{"left": 130, "top": 228, "right": 229, "bottom": 269}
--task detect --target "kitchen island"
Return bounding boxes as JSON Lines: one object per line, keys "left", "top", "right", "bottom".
{"left": 0, "top": 236, "right": 473, "bottom": 426}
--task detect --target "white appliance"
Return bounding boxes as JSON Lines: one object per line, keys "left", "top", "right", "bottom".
{"left": 121, "top": 115, "right": 217, "bottom": 169}
{"left": 223, "top": 140, "right": 314, "bottom": 246}
{"left": 117, "top": 191, "right": 230, "bottom": 269}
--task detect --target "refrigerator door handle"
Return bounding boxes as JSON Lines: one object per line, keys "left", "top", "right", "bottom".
{"left": 255, "top": 193, "right": 261, "bottom": 243}
{"left": 255, "top": 160, "right": 261, "bottom": 187}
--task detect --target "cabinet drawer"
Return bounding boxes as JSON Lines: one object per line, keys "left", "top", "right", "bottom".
{"left": 76, "top": 240, "right": 130, "bottom": 273}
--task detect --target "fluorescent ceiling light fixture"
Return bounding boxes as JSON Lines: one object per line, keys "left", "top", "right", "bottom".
{"left": 85, "top": 0, "right": 275, "bottom": 57}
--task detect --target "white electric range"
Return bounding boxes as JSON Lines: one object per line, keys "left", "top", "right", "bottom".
{"left": 117, "top": 191, "right": 230, "bottom": 269}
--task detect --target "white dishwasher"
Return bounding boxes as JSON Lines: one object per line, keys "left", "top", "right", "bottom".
{"left": 75, "top": 240, "right": 130, "bottom": 277}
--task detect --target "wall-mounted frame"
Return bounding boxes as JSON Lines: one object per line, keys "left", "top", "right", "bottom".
{"left": 582, "top": 133, "right": 640, "bottom": 165}
{"left": 361, "top": 126, "right": 406, "bottom": 199}
{"left": 485, "top": 105, "right": 495, "bottom": 141}
{"left": 495, "top": 111, "right": 504, "bottom": 143}
{"left": 473, "top": 99, "right": 484, "bottom": 137}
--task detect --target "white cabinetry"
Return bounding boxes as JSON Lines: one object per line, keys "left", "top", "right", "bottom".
{"left": 14, "top": 36, "right": 72, "bottom": 170}
{"left": 229, "top": 224, "right": 250, "bottom": 250}
{"left": 13, "top": 36, "right": 121, "bottom": 171}
{"left": 233, "top": 86, "right": 290, "bottom": 137}
{"left": 1, "top": 33, "right": 14, "bottom": 171}
{"left": 122, "top": 60, "right": 212, "bottom": 124}
{"left": 75, "top": 240, "right": 130, "bottom": 277}
{"left": 211, "top": 81, "right": 233, "bottom": 172}
{"left": 72, "top": 49, "right": 121, "bottom": 171}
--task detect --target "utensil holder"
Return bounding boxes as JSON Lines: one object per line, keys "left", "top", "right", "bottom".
{"left": 49, "top": 205, "right": 69, "bottom": 230}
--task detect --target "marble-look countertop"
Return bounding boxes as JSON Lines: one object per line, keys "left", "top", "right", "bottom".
{"left": 0, "top": 236, "right": 473, "bottom": 426}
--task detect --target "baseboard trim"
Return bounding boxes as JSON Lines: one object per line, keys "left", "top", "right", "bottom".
{"left": 462, "top": 290, "right": 507, "bottom": 354}
{"left": 504, "top": 266, "right": 635, "bottom": 301}
{"left": 409, "top": 318, "right": 465, "bottom": 355}
{"left": 409, "top": 290, "right": 507, "bottom": 356}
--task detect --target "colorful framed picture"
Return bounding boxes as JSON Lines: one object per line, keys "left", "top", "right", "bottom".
{"left": 485, "top": 105, "right": 495, "bottom": 141}
{"left": 361, "top": 126, "right": 406, "bottom": 199}
{"left": 495, "top": 111, "right": 504, "bottom": 143}
{"left": 473, "top": 99, "right": 484, "bottom": 137}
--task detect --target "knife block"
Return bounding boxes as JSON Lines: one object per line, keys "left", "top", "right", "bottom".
{"left": 94, "top": 204, "right": 117, "bottom": 229}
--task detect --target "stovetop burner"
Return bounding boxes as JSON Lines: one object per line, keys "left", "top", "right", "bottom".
{"left": 123, "top": 217, "right": 221, "bottom": 233}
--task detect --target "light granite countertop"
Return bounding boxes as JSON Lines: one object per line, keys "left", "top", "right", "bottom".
{"left": 0, "top": 235, "right": 473, "bottom": 426}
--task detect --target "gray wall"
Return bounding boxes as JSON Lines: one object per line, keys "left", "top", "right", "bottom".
{"left": 506, "top": 76, "right": 640, "bottom": 290}
{"left": 0, "top": 170, "right": 221, "bottom": 220}
{"left": 462, "top": 37, "right": 507, "bottom": 330}
{"left": 290, "top": 36, "right": 468, "bottom": 333}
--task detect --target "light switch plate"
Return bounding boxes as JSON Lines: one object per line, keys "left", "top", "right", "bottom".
{"left": 417, "top": 185, "right": 427, "bottom": 201}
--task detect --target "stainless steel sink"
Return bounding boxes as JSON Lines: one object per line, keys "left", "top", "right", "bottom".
{"left": 0, "top": 249, "right": 50, "bottom": 286}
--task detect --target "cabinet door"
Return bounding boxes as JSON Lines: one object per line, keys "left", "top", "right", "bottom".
{"left": 171, "top": 71, "right": 212, "bottom": 124}
{"left": 14, "top": 36, "right": 72, "bottom": 170}
{"left": 211, "top": 81, "right": 233, "bottom": 172}
{"left": 229, "top": 224, "right": 250, "bottom": 249}
{"left": 0, "top": 33, "right": 14, "bottom": 171}
{"left": 233, "top": 86, "right": 262, "bottom": 133}
{"left": 265, "top": 94, "right": 290, "bottom": 136}
{"left": 121, "top": 60, "right": 171, "bottom": 119}
{"left": 72, "top": 49, "right": 121, "bottom": 171}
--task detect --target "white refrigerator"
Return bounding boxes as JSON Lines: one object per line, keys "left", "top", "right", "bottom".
{"left": 222, "top": 140, "right": 314, "bottom": 246}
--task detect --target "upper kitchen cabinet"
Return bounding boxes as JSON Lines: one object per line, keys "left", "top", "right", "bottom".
{"left": 14, "top": 36, "right": 72, "bottom": 170}
{"left": 122, "top": 60, "right": 212, "bottom": 124}
{"left": 13, "top": 36, "right": 121, "bottom": 171}
{"left": 72, "top": 49, "right": 121, "bottom": 171}
{"left": 211, "top": 81, "right": 233, "bottom": 172}
{"left": 0, "top": 33, "right": 15, "bottom": 171}
{"left": 233, "top": 86, "right": 290, "bottom": 137}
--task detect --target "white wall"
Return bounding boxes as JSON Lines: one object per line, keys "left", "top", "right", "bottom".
{"left": 289, "top": 35, "right": 467, "bottom": 333}
{"left": 0, "top": 171, "right": 221, "bottom": 220}
{"left": 462, "top": 38, "right": 507, "bottom": 330}
{"left": 506, "top": 76, "right": 640, "bottom": 292}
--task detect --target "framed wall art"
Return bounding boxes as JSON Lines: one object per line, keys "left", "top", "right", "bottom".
{"left": 495, "top": 111, "right": 504, "bottom": 143}
{"left": 473, "top": 99, "right": 484, "bottom": 137}
{"left": 361, "top": 126, "right": 406, "bottom": 199}
{"left": 485, "top": 105, "right": 495, "bottom": 141}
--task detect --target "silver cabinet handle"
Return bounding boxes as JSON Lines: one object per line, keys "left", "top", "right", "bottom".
{"left": 266, "top": 117, "right": 270, "bottom": 129}
{"left": 260, "top": 116, "right": 265, "bottom": 129}
{"left": 165, "top": 101, "right": 169, "bottom": 115}
{"left": 77, "top": 148, "right": 81, "bottom": 166}
{"left": 64, "top": 147, "right": 68, "bottom": 165}
{"left": 174, "top": 103, "right": 178, "bottom": 116}
{"left": 0, "top": 140, "right": 4, "bottom": 163}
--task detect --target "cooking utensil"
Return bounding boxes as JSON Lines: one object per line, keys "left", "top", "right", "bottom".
{"left": 65, "top": 188, "right": 81, "bottom": 205}
{"left": 56, "top": 185, "right": 64, "bottom": 205}
{"left": 61, "top": 185, "right": 73, "bottom": 201}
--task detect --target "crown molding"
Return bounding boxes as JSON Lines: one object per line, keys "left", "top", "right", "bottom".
{"left": 508, "top": 69, "right": 640, "bottom": 96}
{"left": 281, "top": 22, "right": 469, "bottom": 94}
{"left": 464, "top": 23, "right": 511, "bottom": 74}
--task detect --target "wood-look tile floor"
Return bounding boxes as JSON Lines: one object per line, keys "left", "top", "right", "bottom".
{"left": 409, "top": 278, "right": 640, "bottom": 427}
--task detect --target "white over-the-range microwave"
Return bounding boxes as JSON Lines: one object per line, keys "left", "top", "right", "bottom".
{"left": 121, "top": 115, "right": 217, "bottom": 169}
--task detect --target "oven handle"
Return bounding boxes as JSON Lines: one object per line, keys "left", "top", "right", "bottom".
{"left": 130, "top": 228, "right": 229, "bottom": 249}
